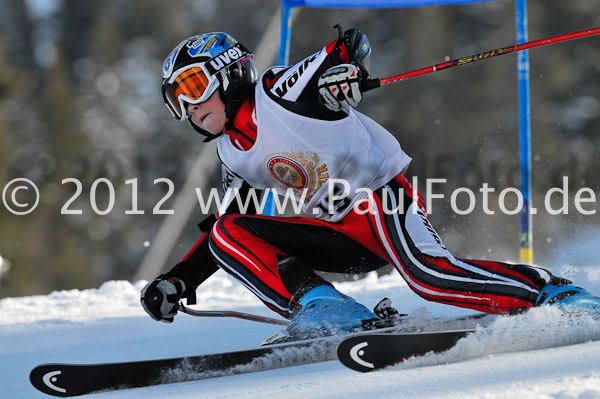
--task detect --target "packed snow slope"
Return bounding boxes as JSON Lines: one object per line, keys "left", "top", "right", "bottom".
{"left": 2, "top": 265, "right": 600, "bottom": 399}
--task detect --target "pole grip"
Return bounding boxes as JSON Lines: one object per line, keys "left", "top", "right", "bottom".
{"left": 362, "top": 78, "right": 381, "bottom": 92}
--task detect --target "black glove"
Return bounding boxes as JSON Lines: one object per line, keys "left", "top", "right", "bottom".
{"left": 140, "top": 275, "right": 186, "bottom": 323}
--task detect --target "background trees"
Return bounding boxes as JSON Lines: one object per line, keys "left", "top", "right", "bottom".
{"left": 1, "top": 0, "right": 598, "bottom": 297}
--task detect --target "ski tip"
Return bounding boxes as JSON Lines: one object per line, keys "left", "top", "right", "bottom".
{"left": 30, "top": 364, "right": 71, "bottom": 397}
{"left": 337, "top": 329, "right": 475, "bottom": 372}
{"left": 336, "top": 338, "right": 378, "bottom": 372}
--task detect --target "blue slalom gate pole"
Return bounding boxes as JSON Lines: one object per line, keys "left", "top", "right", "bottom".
{"left": 515, "top": 0, "right": 533, "bottom": 263}
{"left": 263, "top": 3, "right": 295, "bottom": 216}
{"left": 278, "top": 1, "right": 293, "bottom": 66}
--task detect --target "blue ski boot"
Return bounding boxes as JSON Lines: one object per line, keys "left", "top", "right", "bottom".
{"left": 286, "top": 285, "right": 377, "bottom": 339}
{"left": 536, "top": 278, "right": 600, "bottom": 317}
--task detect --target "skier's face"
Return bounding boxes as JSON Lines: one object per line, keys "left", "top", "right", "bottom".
{"left": 187, "top": 92, "right": 226, "bottom": 135}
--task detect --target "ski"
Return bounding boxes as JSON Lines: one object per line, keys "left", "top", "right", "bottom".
{"left": 29, "top": 335, "right": 342, "bottom": 397}
{"left": 337, "top": 328, "right": 475, "bottom": 372}
{"left": 29, "top": 311, "right": 497, "bottom": 396}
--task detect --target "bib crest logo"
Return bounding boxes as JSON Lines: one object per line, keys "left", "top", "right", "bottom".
{"left": 266, "top": 151, "right": 329, "bottom": 201}
{"left": 268, "top": 157, "right": 306, "bottom": 189}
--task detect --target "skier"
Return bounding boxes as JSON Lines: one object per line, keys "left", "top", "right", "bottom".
{"left": 141, "top": 29, "right": 599, "bottom": 338}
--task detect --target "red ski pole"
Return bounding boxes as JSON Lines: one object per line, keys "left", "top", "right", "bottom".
{"left": 363, "top": 26, "right": 600, "bottom": 91}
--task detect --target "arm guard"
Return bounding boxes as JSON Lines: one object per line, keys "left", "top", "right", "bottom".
{"left": 336, "top": 27, "right": 372, "bottom": 71}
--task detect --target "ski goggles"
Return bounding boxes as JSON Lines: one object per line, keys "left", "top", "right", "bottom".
{"left": 162, "top": 62, "right": 220, "bottom": 121}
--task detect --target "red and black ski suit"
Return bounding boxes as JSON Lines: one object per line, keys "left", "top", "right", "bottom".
{"left": 164, "top": 34, "right": 553, "bottom": 319}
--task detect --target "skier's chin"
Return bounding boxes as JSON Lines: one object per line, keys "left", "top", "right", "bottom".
{"left": 200, "top": 118, "right": 225, "bottom": 135}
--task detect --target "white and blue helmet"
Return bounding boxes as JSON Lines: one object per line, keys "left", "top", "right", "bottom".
{"left": 161, "top": 32, "right": 258, "bottom": 136}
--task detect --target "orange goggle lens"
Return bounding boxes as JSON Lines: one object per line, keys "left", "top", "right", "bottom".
{"left": 164, "top": 67, "right": 210, "bottom": 119}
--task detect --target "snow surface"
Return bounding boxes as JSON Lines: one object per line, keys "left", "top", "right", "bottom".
{"left": 2, "top": 266, "right": 600, "bottom": 399}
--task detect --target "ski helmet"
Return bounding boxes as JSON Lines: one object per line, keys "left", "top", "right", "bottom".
{"left": 161, "top": 32, "right": 258, "bottom": 139}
